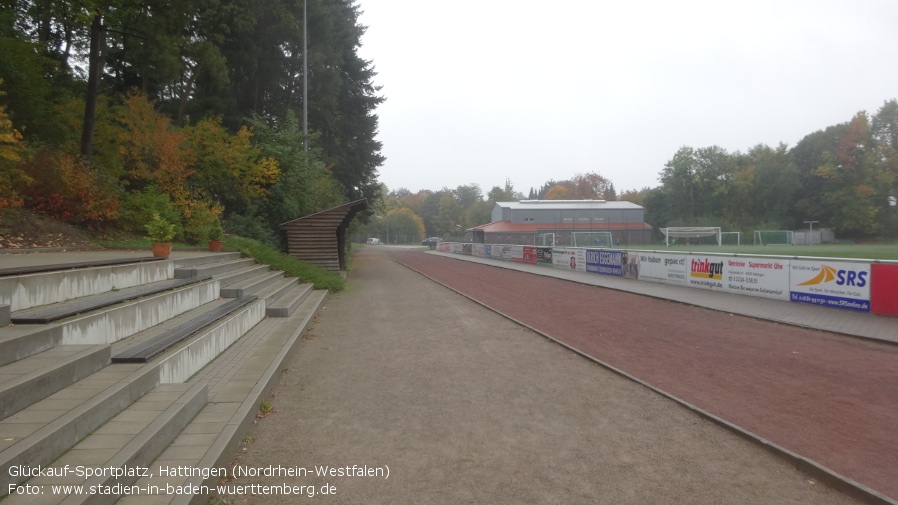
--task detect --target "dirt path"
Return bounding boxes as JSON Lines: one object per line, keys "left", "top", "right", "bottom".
{"left": 390, "top": 250, "right": 898, "bottom": 502}
{"left": 226, "top": 248, "right": 867, "bottom": 504}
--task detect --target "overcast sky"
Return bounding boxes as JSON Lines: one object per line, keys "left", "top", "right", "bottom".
{"left": 356, "top": 0, "right": 898, "bottom": 197}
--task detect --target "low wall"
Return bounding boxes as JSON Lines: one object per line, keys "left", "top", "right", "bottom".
{"left": 437, "top": 242, "right": 898, "bottom": 317}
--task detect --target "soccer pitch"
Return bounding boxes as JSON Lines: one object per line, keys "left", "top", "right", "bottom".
{"left": 642, "top": 243, "right": 898, "bottom": 261}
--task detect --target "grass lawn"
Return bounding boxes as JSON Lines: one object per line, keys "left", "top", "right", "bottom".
{"left": 633, "top": 243, "right": 898, "bottom": 261}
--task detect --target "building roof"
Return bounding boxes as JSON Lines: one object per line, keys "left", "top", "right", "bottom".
{"left": 279, "top": 199, "right": 368, "bottom": 271}
{"left": 495, "top": 200, "right": 644, "bottom": 210}
{"left": 470, "top": 221, "right": 652, "bottom": 233}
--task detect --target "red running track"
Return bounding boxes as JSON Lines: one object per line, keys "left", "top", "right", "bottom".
{"left": 391, "top": 251, "right": 898, "bottom": 501}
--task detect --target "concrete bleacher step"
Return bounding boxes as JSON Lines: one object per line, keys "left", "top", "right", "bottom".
{"left": 0, "top": 259, "right": 174, "bottom": 313}
{"left": 174, "top": 258, "right": 257, "bottom": 279}
{"left": 0, "top": 361, "right": 156, "bottom": 495}
{"left": 0, "top": 296, "right": 265, "bottom": 495}
{"left": 254, "top": 277, "right": 300, "bottom": 307}
{"left": 0, "top": 344, "right": 110, "bottom": 419}
{"left": 3, "top": 382, "right": 207, "bottom": 505}
{"left": 123, "top": 289, "right": 327, "bottom": 505}
{"left": 1, "top": 304, "right": 9, "bottom": 326}
{"left": 0, "top": 278, "right": 219, "bottom": 366}
{"left": 266, "top": 282, "right": 314, "bottom": 317}
{"left": 214, "top": 263, "right": 271, "bottom": 288}
{"left": 10, "top": 275, "right": 213, "bottom": 324}
{"left": 169, "top": 252, "right": 241, "bottom": 270}
{"left": 220, "top": 270, "right": 285, "bottom": 298}
{"left": 112, "top": 296, "right": 258, "bottom": 363}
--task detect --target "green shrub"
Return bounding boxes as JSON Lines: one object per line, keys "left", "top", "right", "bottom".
{"left": 145, "top": 212, "right": 176, "bottom": 243}
{"left": 121, "top": 187, "right": 181, "bottom": 236}
{"left": 223, "top": 235, "right": 345, "bottom": 292}
{"left": 183, "top": 204, "right": 218, "bottom": 244}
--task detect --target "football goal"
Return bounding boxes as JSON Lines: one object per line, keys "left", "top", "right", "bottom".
{"left": 572, "top": 231, "right": 614, "bottom": 247}
{"left": 661, "top": 227, "right": 721, "bottom": 247}
{"left": 536, "top": 233, "right": 556, "bottom": 247}
{"left": 721, "top": 231, "right": 742, "bottom": 246}
{"left": 754, "top": 230, "right": 795, "bottom": 246}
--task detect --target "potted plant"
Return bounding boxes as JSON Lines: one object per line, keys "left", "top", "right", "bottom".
{"left": 146, "top": 212, "right": 176, "bottom": 258}
{"left": 208, "top": 217, "right": 224, "bottom": 252}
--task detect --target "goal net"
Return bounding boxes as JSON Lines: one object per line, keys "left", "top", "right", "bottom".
{"left": 754, "top": 230, "right": 794, "bottom": 246}
{"left": 572, "top": 231, "right": 614, "bottom": 247}
{"left": 536, "top": 233, "right": 556, "bottom": 247}
{"left": 661, "top": 227, "right": 721, "bottom": 247}
{"left": 721, "top": 232, "right": 741, "bottom": 246}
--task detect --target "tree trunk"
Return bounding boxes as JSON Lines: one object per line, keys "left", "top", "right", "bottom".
{"left": 80, "top": 14, "right": 105, "bottom": 163}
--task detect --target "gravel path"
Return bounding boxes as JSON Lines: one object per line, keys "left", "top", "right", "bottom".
{"left": 227, "top": 247, "right": 869, "bottom": 504}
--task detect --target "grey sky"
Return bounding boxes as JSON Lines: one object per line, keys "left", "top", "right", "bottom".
{"left": 356, "top": 0, "right": 898, "bottom": 196}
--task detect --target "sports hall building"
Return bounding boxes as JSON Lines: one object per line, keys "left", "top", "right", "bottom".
{"left": 468, "top": 200, "right": 653, "bottom": 246}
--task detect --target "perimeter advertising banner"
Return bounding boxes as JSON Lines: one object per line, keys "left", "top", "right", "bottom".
{"left": 536, "top": 247, "right": 553, "bottom": 265}
{"left": 790, "top": 260, "right": 871, "bottom": 312}
{"left": 489, "top": 244, "right": 503, "bottom": 260}
{"left": 518, "top": 246, "right": 538, "bottom": 264}
{"left": 636, "top": 252, "right": 688, "bottom": 285}
{"left": 551, "top": 248, "right": 586, "bottom": 272}
{"left": 450, "top": 242, "right": 463, "bottom": 254}
{"left": 870, "top": 263, "right": 898, "bottom": 316}
{"left": 472, "top": 244, "right": 485, "bottom": 258}
{"left": 501, "top": 245, "right": 524, "bottom": 262}
{"left": 585, "top": 249, "right": 624, "bottom": 276}
{"left": 721, "top": 257, "right": 790, "bottom": 301}
{"left": 686, "top": 255, "right": 725, "bottom": 290}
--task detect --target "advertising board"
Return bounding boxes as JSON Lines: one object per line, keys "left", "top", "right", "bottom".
{"left": 790, "top": 260, "right": 871, "bottom": 312}
{"left": 585, "top": 249, "right": 624, "bottom": 276}
{"left": 721, "top": 257, "right": 790, "bottom": 301}
{"left": 501, "top": 245, "right": 524, "bottom": 262}
{"left": 551, "top": 248, "right": 586, "bottom": 272}
{"left": 635, "top": 252, "right": 687, "bottom": 285}
{"left": 686, "top": 255, "right": 725, "bottom": 290}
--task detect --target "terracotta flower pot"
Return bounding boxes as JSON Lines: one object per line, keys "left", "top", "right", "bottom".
{"left": 152, "top": 242, "right": 172, "bottom": 258}
{"left": 208, "top": 240, "right": 223, "bottom": 252}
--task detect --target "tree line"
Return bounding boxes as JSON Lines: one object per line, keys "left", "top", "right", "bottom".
{"left": 363, "top": 101, "right": 898, "bottom": 243}
{"left": 643, "top": 101, "right": 898, "bottom": 239}
{"left": 1, "top": 0, "right": 383, "bottom": 248}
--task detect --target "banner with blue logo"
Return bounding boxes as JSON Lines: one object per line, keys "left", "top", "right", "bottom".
{"left": 585, "top": 249, "right": 624, "bottom": 276}
{"left": 790, "top": 260, "right": 871, "bottom": 312}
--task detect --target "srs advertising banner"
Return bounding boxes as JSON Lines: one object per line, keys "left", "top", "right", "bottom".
{"left": 790, "top": 260, "right": 871, "bottom": 312}
{"left": 722, "top": 257, "right": 790, "bottom": 301}
{"left": 636, "top": 252, "right": 688, "bottom": 285}
{"left": 552, "top": 248, "right": 587, "bottom": 272}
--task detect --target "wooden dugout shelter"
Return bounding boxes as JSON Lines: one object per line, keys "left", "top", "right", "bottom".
{"left": 280, "top": 199, "right": 368, "bottom": 272}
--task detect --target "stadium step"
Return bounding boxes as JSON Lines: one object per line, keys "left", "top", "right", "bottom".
{"left": 120, "top": 289, "right": 327, "bottom": 505}
{"left": 112, "top": 296, "right": 259, "bottom": 363}
{"left": 174, "top": 258, "right": 257, "bottom": 279}
{"left": 2, "top": 382, "right": 207, "bottom": 505}
{"left": 220, "top": 270, "right": 285, "bottom": 298}
{"left": 266, "top": 282, "right": 314, "bottom": 317}
{"left": 214, "top": 263, "right": 272, "bottom": 287}
{"left": 10, "top": 275, "right": 213, "bottom": 324}
{"left": 0, "top": 344, "right": 110, "bottom": 419}
{"left": 0, "top": 250, "right": 328, "bottom": 503}
{"left": 0, "top": 258, "right": 174, "bottom": 313}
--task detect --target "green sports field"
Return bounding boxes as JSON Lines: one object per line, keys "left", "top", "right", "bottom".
{"left": 635, "top": 243, "right": 898, "bottom": 261}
